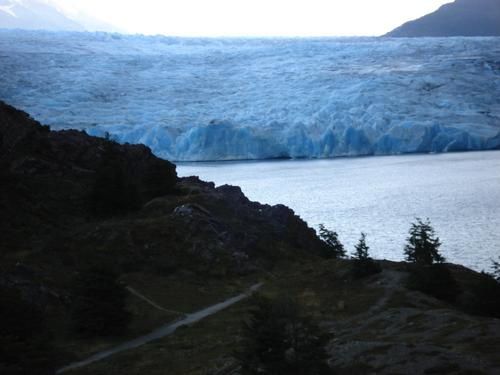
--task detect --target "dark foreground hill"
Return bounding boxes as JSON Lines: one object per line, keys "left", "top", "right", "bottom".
{"left": 1, "top": 102, "right": 499, "bottom": 374}
{"left": 0, "top": 99, "right": 324, "bottom": 275}
{"left": 385, "top": 0, "right": 500, "bottom": 37}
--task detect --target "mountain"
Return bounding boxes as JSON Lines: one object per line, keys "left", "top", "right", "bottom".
{"left": 386, "top": 0, "right": 500, "bottom": 37}
{"left": 0, "top": 0, "right": 117, "bottom": 32}
{"left": 0, "top": 0, "right": 85, "bottom": 31}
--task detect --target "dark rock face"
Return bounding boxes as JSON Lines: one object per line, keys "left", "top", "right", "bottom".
{"left": 0, "top": 101, "right": 177, "bottom": 250}
{"left": 0, "top": 101, "right": 325, "bottom": 271}
{"left": 385, "top": 0, "right": 500, "bottom": 37}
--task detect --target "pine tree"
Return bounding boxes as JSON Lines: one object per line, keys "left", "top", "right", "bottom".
{"left": 318, "top": 224, "right": 346, "bottom": 259}
{"left": 352, "top": 232, "right": 369, "bottom": 260}
{"left": 236, "top": 296, "right": 332, "bottom": 375}
{"left": 90, "top": 145, "right": 140, "bottom": 217}
{"left": 0, "top": 286, "right": 56, "bottom": 375}
{"left": 404, "top": 218, "right": 444, "bottom": 265}
{"left": 351, "top": 233, "right": 381, "bottom": 278}
{"left": 71, "top": 268, "right": 130, "bottom": 337}
{"left": 492, "top": 258, "right": 500, "bottom": 283}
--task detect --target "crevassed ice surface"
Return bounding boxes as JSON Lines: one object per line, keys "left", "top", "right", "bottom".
{"left": 0, "top": 30, "right": 499, "bottom": 161}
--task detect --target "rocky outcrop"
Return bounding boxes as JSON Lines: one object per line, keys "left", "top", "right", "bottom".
{"left": 0, "top": 100, "right": 177, "bottom": 250}
{"left": 0, "top": 101, "right": 325, "bottom": 270}
{"left": 385, "top": 0, "right": 500, "bottom": 37}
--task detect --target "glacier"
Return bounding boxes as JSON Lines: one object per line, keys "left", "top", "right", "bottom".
{"left": 0, "top": 30, "right": 499, "bottom": 161}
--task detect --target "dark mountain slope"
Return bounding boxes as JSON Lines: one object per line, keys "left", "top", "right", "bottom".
{"left": 1, "top": 102, "right": 499, "bottom": 375}
{"left": 0, "top": 101, "right": 326, "bottom": 371}
{"left": 0, "top": 101, "right": 177, "bottom": 251}
{"left": 385, "top": 0, "right": 500, "bottom": 37}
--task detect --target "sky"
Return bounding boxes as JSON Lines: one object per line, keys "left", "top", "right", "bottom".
{"left": 50, "top": 0, "right": 454, "bottom": 37}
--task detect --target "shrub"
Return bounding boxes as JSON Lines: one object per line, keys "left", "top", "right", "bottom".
{"left": 461, "top": 272, "right": 500, "bottom": 318}
{"left": 236, "top": 295, "right": 333, "bottom": 375}
{"left": 404, "top": 218, "right": 444, "bottom": 265}
{"left": 70, "top": 268, "right": 130, "bottom": 337}
{"left": 491, "top": 258, "right": 500, "bottom": 282}
{"left": 350, "top": 233, "right": 381, "bottom": 279}
{"left": 405, "top": 264, "right": 459, "bottom": 303}
{"left": 0, "top": 286, "right": 56, "bottom": 375}
{"left": 90, "top": 149, "right": 140, "bottom": 217}
{"left": 318, "top": 224, "right": 346, "bottom": 259}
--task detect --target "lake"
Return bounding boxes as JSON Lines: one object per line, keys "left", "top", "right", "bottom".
{"left": 178, "top": 151, "right": 500, "bottom": 272}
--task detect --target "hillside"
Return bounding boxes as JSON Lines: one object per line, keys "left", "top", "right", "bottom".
{"left": 386, "top": 0, "right": 500, "bottom": 37}
{"left": 0, "top": 100, "right": 327, "bottom": 373}
{"left": 1, "top": 102, "right": 499, "bottom": 374}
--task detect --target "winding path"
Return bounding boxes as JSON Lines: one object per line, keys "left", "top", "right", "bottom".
{"left": 56, "top": 283, "right": 263, "bottom": 374}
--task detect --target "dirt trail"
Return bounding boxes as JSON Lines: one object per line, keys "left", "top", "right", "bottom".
{"left": 56, "top": 283, "right": 263, "bottom": 374}
{"left": 126, "top": 286, "right": 185, "bottom": 315}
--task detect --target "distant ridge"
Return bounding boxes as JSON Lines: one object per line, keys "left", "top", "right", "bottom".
{"left": 385, "top": 0, "right": 500, "bottom": 37}
{"left": 0, "top": 0, "right": 116, "bottom": 32}
{"left": 0, "top": 0, "right": 84, "bottom": 31}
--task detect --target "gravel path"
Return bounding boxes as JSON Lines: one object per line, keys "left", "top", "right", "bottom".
{"left": 56, "top": 283, "right": 263, "bottom": 374}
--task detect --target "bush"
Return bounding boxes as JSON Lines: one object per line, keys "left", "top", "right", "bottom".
{"left": 491, "top": 258, "right": 500, "bottom": 282}
{"left": 318, "top": 224, "right": 346, "bottom": 259}
{"left": 0, "top": 286, "right": 56, "bottom": 375}
{"left": 350, "top": 233, "right": 381, "bottom": 279}
{"left": 405, "top": 264, "right": 459, "bottom": 303}
{"left": 70, "top": 268, "right": 130, "bottom": 337}
{"left": 236, "top": 295, "right": 333, "bottom": 375}
{"left": 404, "top": 218, "right": 444, "bottom": 265}
{"left": 90, "top": 149, "right": 140, "bottom": 217}
{"left": 461, "top": 272, "right": 500, "bottom": 318}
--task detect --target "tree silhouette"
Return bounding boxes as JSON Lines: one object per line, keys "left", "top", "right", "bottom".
{"left": 90, "top": 146, "right": 140, "bottom": 217}
{"left": 236, "top": 295, "right": 332, "bottom": 375}
{"left": 351, "top": 233, "right": 381, "bottom": 278}
{"left": 70, "top": 268, "right": 130, "bottom": 337}
{"left": 462, "top": 271, "right": 500, "bottom": 318}
{"left": 406, "top": 263, "right": 459, "bottom": 302}
{"left": 318, "top": 224, "right": 346, "bottom": 259}
{"left": 352, "top": 232, "right": 369, "bottom": 260}
{"left": 492, "top": 258, "right": 500, "bottom": 283}
{"left": 0, "top": 286, "right": 56, "bottom": 375}
{"left": 404, "top": 218, "right": 444, "bottom": 265}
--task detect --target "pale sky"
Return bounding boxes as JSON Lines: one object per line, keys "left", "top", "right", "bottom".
{"left": 51, "top": 0, "right": 453, "bottom": 37}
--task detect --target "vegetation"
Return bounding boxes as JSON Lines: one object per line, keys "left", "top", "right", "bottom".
{"left": 318, "top": 224, "right": 346, "bottom": 259}
{"left": 0, "top": 286, "right": 56, "bottom": 375}
{"left": 460, "top": 259, "right": 500, "bottom": 318}
{"left": 461, "top": 271, "right": 500, "bottom": 318}
{"left": 406, "top": 264, "right": 459, "bottom": 302}
{"left": 491, "top": 257, "right": 500, "bottom": 282}
{"left": 236, "top": 295, "right": 333, "bottom": 375}
{"left": 350, "top": 233, "right": 381, "bottom": 278}
{"left": 403, "top": 219, "right": 457, "bottom": 302}
{"left": 90, "top": 147, "right": 140, "bottom": 217}
{"left": 404, "top": 218, "right": 444, "bottom": 265}
{"left": 70, "top": 268, "right": 130, "bottom": 337}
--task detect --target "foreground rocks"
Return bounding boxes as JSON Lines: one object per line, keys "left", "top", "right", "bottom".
{"left": 1, "top": 101, "right": 499, "bottom": 375}
{"left": 0, "top": 100, "right": 325, "bottom": 312}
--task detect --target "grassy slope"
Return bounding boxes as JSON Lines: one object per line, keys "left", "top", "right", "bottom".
{"left": 64, "top": 259, "right": 500, "bottom": 375}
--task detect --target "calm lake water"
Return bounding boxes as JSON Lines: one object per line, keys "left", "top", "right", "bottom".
{"left": 178, "top": 151, "right": 500, "bottom": 272}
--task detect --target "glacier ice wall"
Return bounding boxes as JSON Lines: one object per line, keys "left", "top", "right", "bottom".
{"left": 0, "top": 30, "right": 499, "bottom": 161}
